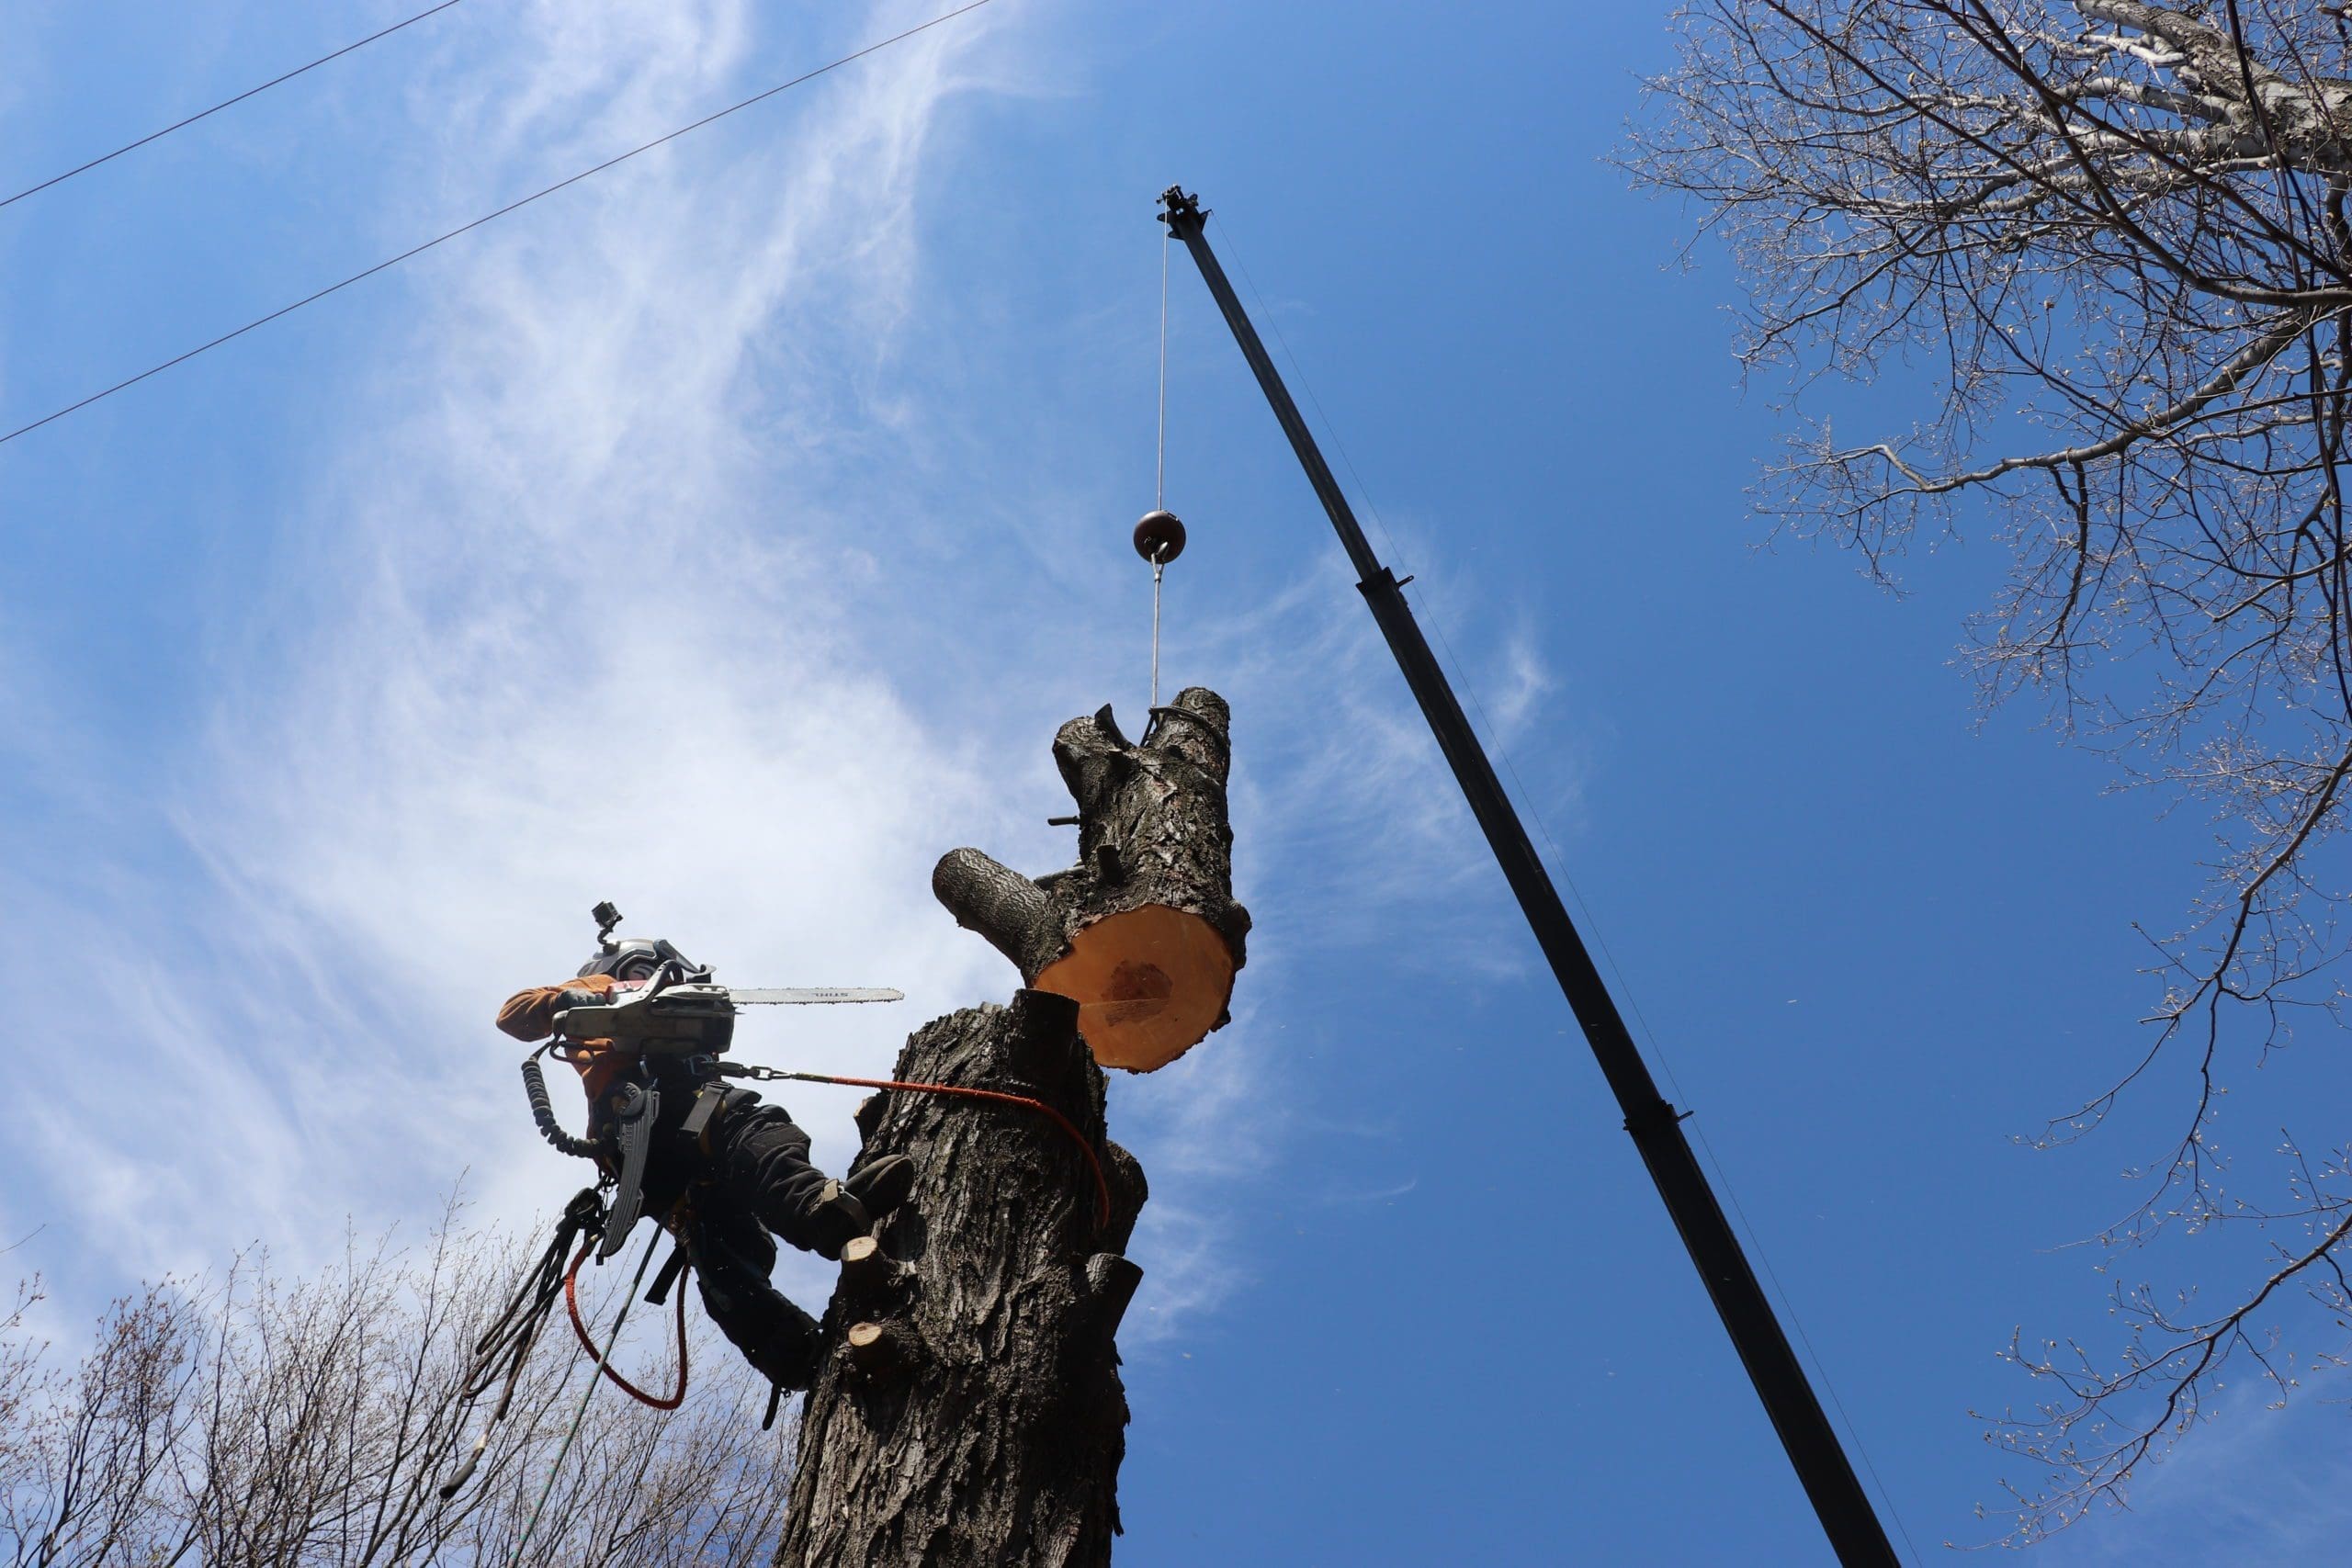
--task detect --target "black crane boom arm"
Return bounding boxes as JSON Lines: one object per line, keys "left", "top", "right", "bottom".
{"left": 1158, "top": 186, "right": 1898, "bottom": 1568}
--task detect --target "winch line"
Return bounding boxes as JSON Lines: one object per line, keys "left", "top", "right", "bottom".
{"left": 0, "top": 0, "right": 998, "bottom": 448}
{"left": 1156, "top": 229, "right": 1170, "bottom": 512}
{"left": 1150, "top": 227, "right": 1171, "bottom": 707}
{"left": 1150, "top": 552, "right": 1166, "bottom": 711}
{"left": 1, "top": 1, "right": 468, "bottom": 211}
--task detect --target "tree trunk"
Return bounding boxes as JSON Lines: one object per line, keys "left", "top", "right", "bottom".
{"left": 777, "top": 688, "right": 1247, "bottom": 1565}
{"left": 773, "top": 989, "right": 1147, "bottom": 1567}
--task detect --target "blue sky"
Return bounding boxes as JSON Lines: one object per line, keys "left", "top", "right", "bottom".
{"left": 6, "top": 3, "right": 2350, "bottom": 1562}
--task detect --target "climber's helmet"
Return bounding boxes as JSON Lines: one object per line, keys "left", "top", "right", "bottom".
{"left": 578, "top": 936, "right": 712, "bottom": 987}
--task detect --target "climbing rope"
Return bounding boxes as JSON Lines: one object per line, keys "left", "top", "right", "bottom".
{"left": 510, "top": 1227, "right": 664, "bottom": 1567}
{"left": 438, "top": 1186, "right": 606, "bottom": 1499}
{"left": 727, "top": 1065, "right": 1114, "bottom": 1229}
{"left": 563, "top": 1235, "right": 689, "bottom": 1410}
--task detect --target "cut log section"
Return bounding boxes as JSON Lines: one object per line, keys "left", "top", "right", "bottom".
{"left": 933, "top": 686, "right": 1250, "bottom": 1072}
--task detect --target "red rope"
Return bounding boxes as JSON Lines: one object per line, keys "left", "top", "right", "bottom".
{"left": 780, "top": 1072, "right": 1114, "bottom": 1229}
{"left": 564, "top": 1237, "right": 689, "bottom": 1410}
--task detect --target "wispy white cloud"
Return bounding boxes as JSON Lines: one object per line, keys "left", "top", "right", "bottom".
{"left": 2032, "top": 1391, "right": 2352, "bottom": 1566}
{"left": 2, "top": 0, "right": 1566, "bottom": 1351}
{"left": 7, "top": 0, "right": 1030, "bottom": 1290}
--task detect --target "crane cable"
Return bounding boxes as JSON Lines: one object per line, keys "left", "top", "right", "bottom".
{"left": 1151, "top": 228, "right": 1171, "bottom": 708}
{"left": 0, "top": 0, "right": 998, "bottom": 448}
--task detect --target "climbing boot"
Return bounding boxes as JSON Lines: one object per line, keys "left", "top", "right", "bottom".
{"left": 806, "top": 1179, "right": 873, "bottom": 1260}
{"left": 744, "top": 1297, "right": 823, "bottom": 1393}
{"left": 844, "top": 1153, "right": 916, "bottom": 1221}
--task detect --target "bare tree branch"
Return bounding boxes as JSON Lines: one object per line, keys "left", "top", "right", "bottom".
{"left": 1626, "top": 0, "right": 2352, "bottom": 1541}
{"left": 0, "top": 1209, "right": 795, "bottom": 1566}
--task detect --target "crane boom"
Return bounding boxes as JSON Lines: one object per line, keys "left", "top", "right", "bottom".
{"left": 1158, "top": 186, "right": 1899, "bottom": 1567}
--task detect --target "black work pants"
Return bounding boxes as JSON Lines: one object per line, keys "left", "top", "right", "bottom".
{"left": 707, "top": 1096, "right": 856, "bottom": 1257}
{"left": 660, "top": 1089, "right": 854, "bottom": 1391}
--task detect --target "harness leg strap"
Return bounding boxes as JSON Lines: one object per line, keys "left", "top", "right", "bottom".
{"left": 645, "top": 1239, "right": 691, "bottom": 1306}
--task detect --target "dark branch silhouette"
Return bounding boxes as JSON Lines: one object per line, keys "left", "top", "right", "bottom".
{"left": 1628, "top": 0, "right": 2352, "bottom": 1541}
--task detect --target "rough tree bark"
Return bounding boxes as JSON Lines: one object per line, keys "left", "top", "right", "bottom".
{"left": 775, "top": 689, "right": 1245, "bottom": 1567}
{"left": 933, "top": 685, "right": 1250, "bottom": 1072}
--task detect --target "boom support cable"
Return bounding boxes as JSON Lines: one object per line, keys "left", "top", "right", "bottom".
{"left": 0, "top": 0, "right": 997, "bottom": 448}
{"left": 1, "top": 1, "right": 468, "bottom": 212}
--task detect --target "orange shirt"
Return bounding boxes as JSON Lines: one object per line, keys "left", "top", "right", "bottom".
{"left": 496, "top": 972, "right": 637, "bottom": 1102}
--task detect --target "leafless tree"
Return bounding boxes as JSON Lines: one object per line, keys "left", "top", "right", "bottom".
{"left": 1626, "top": 0, "right": 2352, "bottom": 1542}
{"left": 0, "top": 1208, "right": 793, "bottom": 1565}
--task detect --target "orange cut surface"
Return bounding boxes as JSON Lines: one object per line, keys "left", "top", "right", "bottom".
{"left": 1032, "top": 904, "right": 1237, "bottom": 1072}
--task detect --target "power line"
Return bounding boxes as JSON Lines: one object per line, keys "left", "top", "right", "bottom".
{"left": 0, "top": 0, "right": 997, "bottom": 448}
{"left": 1, "top": 1, "right": 468, "bottom": 212}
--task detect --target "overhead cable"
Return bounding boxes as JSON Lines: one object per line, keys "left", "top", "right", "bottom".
{"left": 0, "top": 0, "right": 996, "bottom": 448}
{"left": 1, "top": 1, "right": 468, "bottom": 212}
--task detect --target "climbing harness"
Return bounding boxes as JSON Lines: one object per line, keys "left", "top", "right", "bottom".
{"left": 721, "top": 1062, "right": 1114, "bottom": 1230}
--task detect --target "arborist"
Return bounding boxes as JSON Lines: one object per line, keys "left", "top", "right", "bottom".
{"left": 496, "top": 908, "right": 915, "bottom": 1399}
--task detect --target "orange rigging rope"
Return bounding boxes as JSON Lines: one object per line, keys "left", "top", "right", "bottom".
{"left": 564, "top": 1236, "right": 688, "bottom": 1410}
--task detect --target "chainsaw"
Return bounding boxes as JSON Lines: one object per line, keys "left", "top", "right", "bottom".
{"left": 551, "top": 900, "right": 902, "bottom": 1055}
{"left": 552, "top": 979, "right": 904, "bottom": 1054}
{"left": 530, "top": 902, "right": 906, "bottom": 1260}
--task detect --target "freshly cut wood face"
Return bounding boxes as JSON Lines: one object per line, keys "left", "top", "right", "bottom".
{"left": 932, "top": 687, "right": 1250, "bottom": 1074}
{"left": 1033, "top": 904, "right": 1237, "bottom": 1072}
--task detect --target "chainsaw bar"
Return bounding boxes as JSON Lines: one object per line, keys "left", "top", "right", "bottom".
{"left": 552, "top": 982, "right": 904, "bottom": 1055}
{"left": 730, "top": 987, "right": 904, "bottom": 1005}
